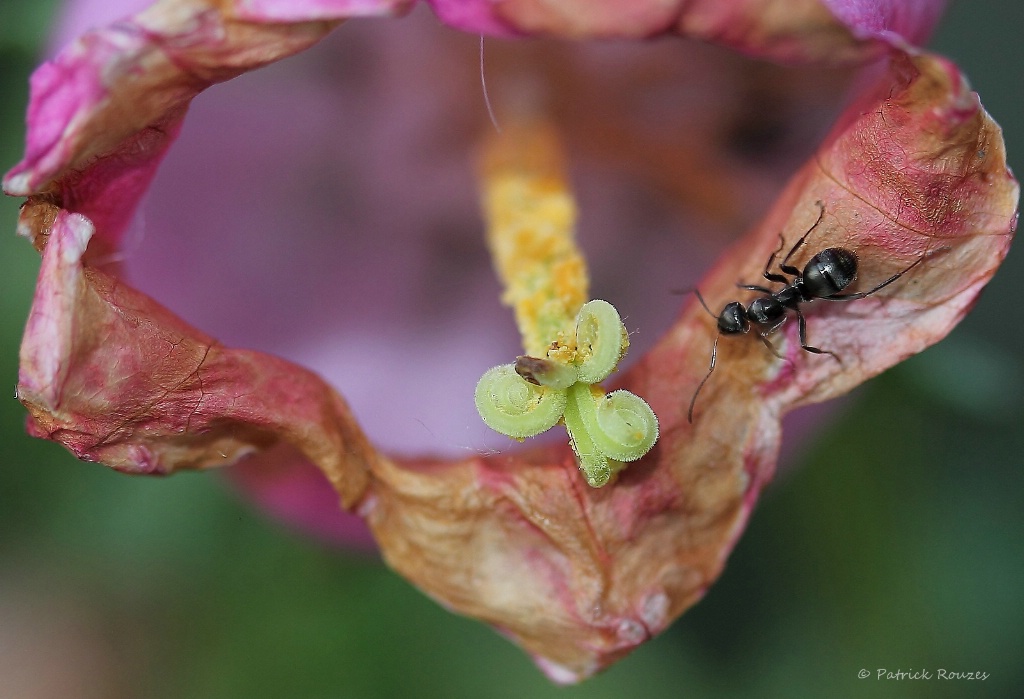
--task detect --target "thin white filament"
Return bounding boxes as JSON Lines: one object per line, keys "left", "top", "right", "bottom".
{"left": 479, "top": 35, "right": 501, "bottom": 133}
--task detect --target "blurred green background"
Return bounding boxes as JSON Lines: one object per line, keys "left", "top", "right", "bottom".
{"left": 1, "top": 2, "right": 1021, "bottom": 697}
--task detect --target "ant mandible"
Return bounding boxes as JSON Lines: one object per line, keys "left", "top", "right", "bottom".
{"left": 687, "top": 202, "right": 927, "bottom": 423}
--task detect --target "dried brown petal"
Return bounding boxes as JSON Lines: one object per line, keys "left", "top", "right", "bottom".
{"left": 19, "top": 208, "right": 376, "bottom": 506}
{"left": 362, "top": 51, "right": 1017, "bottom": 681}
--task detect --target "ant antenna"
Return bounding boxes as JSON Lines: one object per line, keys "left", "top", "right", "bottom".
{"left": 479, "top": 36, "right": 501, "bottom": 133}
{"left": 688, "top": 333, "right": 719, "bottom": 423}
{"left": 693, "top": 288, "right": 717, "bottom": 319}
{"left": 688, "top": 289, "right": 720, "bottom": 423}
{"left": 687, "top": 289, "right": 790, "bottom": 423}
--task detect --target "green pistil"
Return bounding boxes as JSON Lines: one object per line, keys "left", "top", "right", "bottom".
{"left": 475, "top": 300, "right": 659, "bottom": 487}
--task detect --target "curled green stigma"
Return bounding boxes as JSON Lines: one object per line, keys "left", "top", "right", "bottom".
{"left": 565, "top": 384, "right": 659, "bottom": 464}
{"left": 573, "top": 299, "right": 628, "bottom": 384}
{"left": 475, "top": 299, "right": 659, "bottom": 487}
{"left": 475, "top": 364, "right": 567, "bottom": 439}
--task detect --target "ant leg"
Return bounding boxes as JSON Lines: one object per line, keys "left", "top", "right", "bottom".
{"left": 762, "top": 314, "right": 789, "bottom": 339}
{"left": 755, "top": 331, "right": 789, "bottom": 362}
{"left": 688, "top": 334, "right": 720, "bottom": 424}
{"left": 796, "top": 308, "right": 841, "bottom": 364}
{"left": 825, "top": 255, "right": 927, "bottom": 301}
{"left": 779, "top": 201, "right": 826, "bottom": 276}
{"left": 755, "top": 318, "right": 798, "bottom": 368}
{"left": 761, "top": 234, "right": 790, "bottom": 285}
{"left": 754, "top": 212, "right": 825, "bottom": 286}
{"left": 746, "top": 232, "right": 793, "bottom": 289}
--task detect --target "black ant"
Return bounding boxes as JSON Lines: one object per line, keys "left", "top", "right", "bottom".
{"left": 687, "top": 203, "right": 928, "bottom": 423}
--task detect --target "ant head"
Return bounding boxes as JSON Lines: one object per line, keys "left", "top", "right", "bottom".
{"left": 718, "top": 301, "right": 749, "bottom": 334}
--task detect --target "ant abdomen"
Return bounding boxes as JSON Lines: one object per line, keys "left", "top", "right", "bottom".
{"left": 802, "top": 247, "right": 858, "bottom": 298}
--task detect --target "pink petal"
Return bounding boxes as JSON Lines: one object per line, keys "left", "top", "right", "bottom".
{"left": 3, "top": 0, "right": 410, "bottom": 248}
{"left": 823, "top": 0, "right": 948, "bottom": 45}
{"left": 425, "top": 0, "right": 947, "bottom": 61}
{"left": 236, "top": 0, "right": 413, "bottom": 22}
{"left": 228, "top": 445, "right": 378, "bottom": 551}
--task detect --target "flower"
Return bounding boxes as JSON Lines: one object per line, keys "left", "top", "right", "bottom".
{"left": 5, "top": 0, "right": 1017, "bottom": 683}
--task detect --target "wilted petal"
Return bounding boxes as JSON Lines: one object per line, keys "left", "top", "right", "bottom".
{"left": 234, "top": 0, "right": 413, "bottom": 22}
{"left": 3, "top": 0, "right": 411, "bottom": 247}
{"left": 18, "top": 207, "right": 376, "bottom": 506}
{"left": 362, "top": 51, "right": 1017, "bottom": 681}
{"left": 426, "top": 0, "right": 947, "bottom": 61}
{"left": 671, "top": 51, "right": 1018, "bottom": 421}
